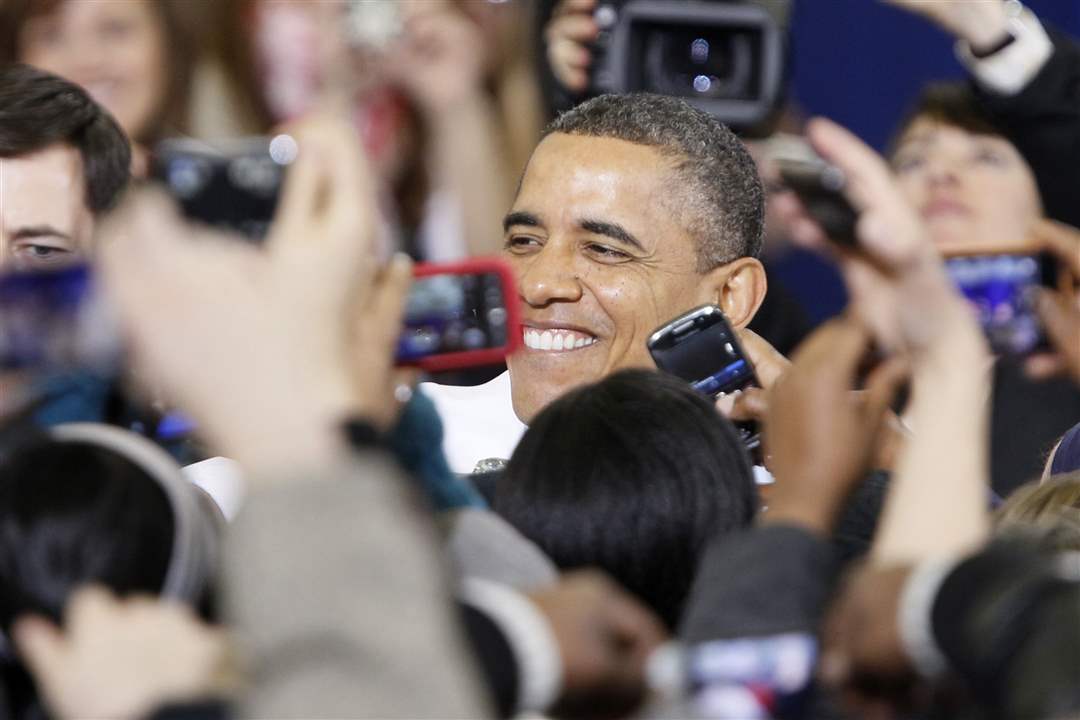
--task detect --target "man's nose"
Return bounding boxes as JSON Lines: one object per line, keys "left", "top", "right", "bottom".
{"left": 925, "top": 155, "right": 962, "bottom": 188}
{"left": 517, "top": 243, "right": 583, "bottom": 307}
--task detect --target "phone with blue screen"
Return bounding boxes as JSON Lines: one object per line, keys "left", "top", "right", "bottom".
{"left": 648, "top": 305, "right": 762, "bottom": 460}
{"left": 945, "top": 253, "right": 1053, "bottom": 357}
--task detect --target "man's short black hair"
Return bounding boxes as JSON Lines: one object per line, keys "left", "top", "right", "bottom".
{"left": 544, "top": 93, "right": 765, "bottom": 269}
{"left": 0, "top": 64, "right": 130, "bottom": 213}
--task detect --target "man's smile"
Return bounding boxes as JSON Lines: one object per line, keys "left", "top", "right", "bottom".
{"left": 521, "top": 324, "right": 599, "bottom": 352}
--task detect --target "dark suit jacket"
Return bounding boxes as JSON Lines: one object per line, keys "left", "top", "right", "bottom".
{"left": 974, "top": 32, "right": 1080, "bottom": 496}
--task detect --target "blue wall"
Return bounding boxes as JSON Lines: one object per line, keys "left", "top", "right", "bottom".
{"left": 788, "top": 0, "right": 1080, "bottom": 150}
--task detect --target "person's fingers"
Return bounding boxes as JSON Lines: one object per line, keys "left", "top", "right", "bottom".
{"left": 553, "top": 0, "right": 597, "bottom": 17}
{"left": 1024, "top": 352, "right": 1065, "bottom": 380}
{"left": 547, "top": 35, "right": 592, "bottom": 91}
{"left": 545, "top": 12, "right": 598, "bottom": 45}
{"left": 549, "top": 36, "right": 592, "bottom": 71}
{"left": 771, "top": 183, "right": 841, "bottom": 253}
{"left": 11, "top": 615, "right": 67, "bottom": 684}
{"left": 1031, "top": 219, "right": 1080, "bottom": 279}
{"left": 604, "top": 590, "right": 668, "bottom": 664}
{"left": 729, "top": 387, "right": 769, "bottom": 422}
{"left": 805, "top": 118, "right": 896, "bottom": 216}
{"left": 789, "top": 315, "right": 871, "bottom": 381}
{"left": 65, "top": 585, "right": 118, "bottom": 627}
{"left": 735, "top": 328, "right": 791, "bottom": 387}
{"left": 315, "top": 118, "right": 375, "bottom": 250}
{"left": 269, "top": 124, "right": 325, "bottom": 240}
{"left": 1036, "top": 289, "right": 1080, "bottom": 378}
{"left": 363, "top": 254, "right": 414, "bottom": 348}
{"left": 861, "top": 357, "right": 910, "bottom": 428}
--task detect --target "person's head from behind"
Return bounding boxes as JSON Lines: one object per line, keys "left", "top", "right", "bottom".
{"left": 503, "top": 93, "right": 767, "bottom": 422}
{"left": 0, "top": 424, "right": 217, "bottom": 631}
{"left": 996, "top": 472, "right": 1080, "bottom": 553}
{"left": 889, "top": 82, "right": 1042, "bottom": 254}
{"left": 0, "top": 0, "right": 191, "bottom": 145}
{"left": 493, "top": 369, "right": 759, "bottom": 629}
{"left": 0, "top": 64, "right": 130, "bottom": 272}
{"left": 0, "top": 424, "right": 218, "bottom": 717}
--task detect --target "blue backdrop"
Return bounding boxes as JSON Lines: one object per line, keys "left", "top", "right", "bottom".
{"left": 788, "top": 0, "right": 1080, "bottom": 150}
{"left": 770, "top": 1, "right": 1079, "bottom": 324}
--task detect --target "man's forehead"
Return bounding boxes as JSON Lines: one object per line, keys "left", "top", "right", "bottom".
{"left": 1, "top": 144, "right": 89, "bottom": 230}
{"left": 517, "top": 133, "right": 677, "bottom": 206}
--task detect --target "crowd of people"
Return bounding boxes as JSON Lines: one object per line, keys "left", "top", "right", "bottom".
{"left": 0, "top": 0, "right": 1078, "bottom": 719}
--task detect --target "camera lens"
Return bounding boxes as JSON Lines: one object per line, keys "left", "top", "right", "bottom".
{"left": 638, "top": 24, "right": 758, "bottom": 101}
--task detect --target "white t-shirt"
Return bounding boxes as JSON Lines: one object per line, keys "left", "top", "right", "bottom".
{"left": 422, "top": 372, "right": 527, "bottom": 475}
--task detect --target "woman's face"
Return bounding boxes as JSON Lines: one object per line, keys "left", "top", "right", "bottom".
{"left": 892, "top": 118, "right": 1042, "bottom": 253}
{"left": 19, "top": 0, "right": 168, "bottom": 141}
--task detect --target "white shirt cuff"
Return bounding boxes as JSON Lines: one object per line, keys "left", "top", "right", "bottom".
{"left": 897, "top": 556, "right": 962, "bottom": 679}
{"left": 460, "top": 578, "right": 563, "bottom": 714}
{"left": 955, "top": 3, "right": 1053, "bottom": 96}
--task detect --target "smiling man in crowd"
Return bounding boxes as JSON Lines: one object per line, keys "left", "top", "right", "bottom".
{"left": 0, "top": 64, "right": 130, "bottom": 272}
{"left": 426, "top": 93, "right": 767, "bottom": 472}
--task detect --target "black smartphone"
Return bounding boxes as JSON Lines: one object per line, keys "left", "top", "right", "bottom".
{"left": 775, "top": 155, "right": 859, "bottom": 247}
{"left": 945, "top": 253, "right": 1055, "bottom": 357}
{"left": 151, "top": 136, "right": 297, "bottom": 242}
{"left": 647, "top": 304, "right": 762, "bottom": 460}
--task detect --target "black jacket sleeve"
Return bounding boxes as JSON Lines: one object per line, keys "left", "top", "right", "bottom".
{"left": 973, "top": 29, "right": 1080, "bottom": 228}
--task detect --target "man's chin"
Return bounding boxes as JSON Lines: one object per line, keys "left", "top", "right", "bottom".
{"left": 506, "top": 357, "right": 599, "bottom": 425}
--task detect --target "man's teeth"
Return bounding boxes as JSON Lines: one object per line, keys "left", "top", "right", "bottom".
{"left": 523, "top": 328, "right": 597, "bottom": 351}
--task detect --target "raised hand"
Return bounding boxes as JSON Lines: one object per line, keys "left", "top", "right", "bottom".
{"left": 14, "top": 586, "right": 232, "bottom": 720}
{"left": 763, "top": 317, "right": 908, "bottom": 535}
{"left": 1026, "top": 219, "right": 1080, "bottom": 383}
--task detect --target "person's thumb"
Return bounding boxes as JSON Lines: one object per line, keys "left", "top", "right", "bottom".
{"left": 862, "top": 357, "right": 910, "bottom": 426}
{"left": 12, "top": 615, "right": 67, "bottom": 682}
{"left": 1036, "top": 289, "right": 1080, "bottom": 378}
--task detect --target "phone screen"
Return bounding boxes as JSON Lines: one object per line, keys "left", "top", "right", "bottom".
{"left": 945, "top": 254, "right": 1047, "bottom": 357}
{"left": 396, "top": 272, "right": 510, "bottom": 361}
{"left": 649, "top": 311, "right": 757, "bottom": 397}
{"left": 648, "top": 306, "right": 762, "bottom": 459}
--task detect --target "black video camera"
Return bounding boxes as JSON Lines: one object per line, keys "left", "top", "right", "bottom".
{"left": 564, "top": 0, "right": 790, "bottom": 134}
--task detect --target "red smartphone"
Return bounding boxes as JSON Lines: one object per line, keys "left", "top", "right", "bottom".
{"left": 396, "top": 258, "right": 521, "bottom": 372}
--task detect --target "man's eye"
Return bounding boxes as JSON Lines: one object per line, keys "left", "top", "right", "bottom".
{"left": 14, "top": 245, "right": 73, "bottom": 265}
{"left": 504, "top": 235, "right": 540, "bottom": 252}
{"left": 893, "top": 154, "right": 925, "bottom": 174}
{"left": 973, "top": 149, "right": 1007, "bottom": 166}
{"left": 584, "top": 243, "right": 631, "bottom": 262}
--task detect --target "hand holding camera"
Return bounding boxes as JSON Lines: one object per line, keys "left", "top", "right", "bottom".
{"left": 101, "top": 115, "right": 392, "bottom": 476}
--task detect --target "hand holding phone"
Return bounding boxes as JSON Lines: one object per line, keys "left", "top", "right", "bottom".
{"left": 648, "top": 305, "right": 763, "bottom": 460}
{"left": 774, "top": 151, "right": 859, "bottom": 248}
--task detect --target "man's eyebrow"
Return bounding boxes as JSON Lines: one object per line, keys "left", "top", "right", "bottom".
{"left": 579, "top": 218, "right": 645, "bottom": 253}
{"left": 503, "top": 211, "right": 542, "bottom": 233}
{"left": 11, "top": 226, "right": 71, "bottom": 241}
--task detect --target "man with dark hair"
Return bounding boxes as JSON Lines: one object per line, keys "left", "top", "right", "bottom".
{"left": 0, "top": 64, "right": 130, "bottom": 271}
{"left": 427, "top": 93, "right": 768, "bottom": 471}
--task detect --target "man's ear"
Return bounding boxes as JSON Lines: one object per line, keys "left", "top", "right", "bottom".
{"left": 696, "top": 257, "right": 767, "bottom": 329}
